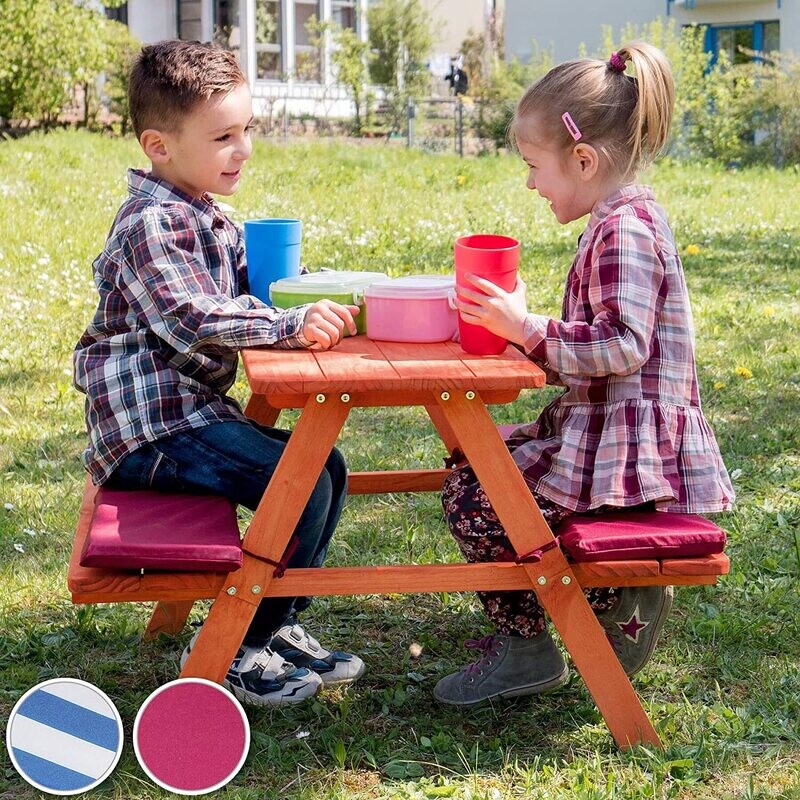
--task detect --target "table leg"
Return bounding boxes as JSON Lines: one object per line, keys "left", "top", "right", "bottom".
{"left": 180, "top": 394, "right": 351, "bottom": 682}
{"left": 425, "top": 403, "right": 460, "bottom": 456}
{"left": 437, "top": 390, "right": 661, "bottom": 749}
{"left": 245, "top": 393, "right": 281, "bottom": 427}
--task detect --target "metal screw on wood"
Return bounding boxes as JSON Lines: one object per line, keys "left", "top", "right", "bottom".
{"left": 340, "top": 393, "right": 350, "bottom": 403}
{"left": 251, "top": 585, "right": 261, "bottom": 594}
{"left": 537, "top": 576, "right": 547, "bottom": 585}
{"left": 226, "top": 587, "right": 237, "bottom": 595}
{"left": 316, "top": 394, "right": 326, "bottom": 403}
{"left": 465, "top": 391, "right": 475, "bottom": 400}
{"left": 562, "top": 575, "right": 571, "bottom": 585}
{"left": 440, "top": 391, "right": 450, "bottom": 401}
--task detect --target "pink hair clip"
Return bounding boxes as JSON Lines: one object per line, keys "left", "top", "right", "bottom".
{"left": 561, "top": 111, "right": 582, "bottom": 142}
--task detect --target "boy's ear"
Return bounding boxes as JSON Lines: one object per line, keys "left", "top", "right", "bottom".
{"left": 570, "top": 143, "right": 600, "bottom": 181}
{"left": 140, "top": 129, "right": 170, "bottom": 165}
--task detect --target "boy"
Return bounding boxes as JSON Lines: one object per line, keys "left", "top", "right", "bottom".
{"left": 73, "top": 40, "right": 364, "bottom": 707}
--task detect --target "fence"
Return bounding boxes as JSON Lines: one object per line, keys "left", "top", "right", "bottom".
{"left": 253, "top": 93, "right": 504, "bottom": 157}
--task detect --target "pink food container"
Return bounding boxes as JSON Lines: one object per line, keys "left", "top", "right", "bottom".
{"left": 364, "top": 275, "right": 457, "bottom": 343}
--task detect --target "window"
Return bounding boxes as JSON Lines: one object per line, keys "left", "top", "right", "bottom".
{"left": 705, "top": 21, "right": 780, "bottom": 65}
{"left": 331, "top": 0, "right": 357, "bottom": 32}
{"left": 255, "top": 0, "right": 282, "bottom": 80}
{"left": 104, "top": 2, "right": 128, "bottom": 25}
{"left": 763, "top": 21, "right": 780, "bottom": 54}
{"left": 214, "top": 0, "right": 241, "bottom": 55}
{"left": 294, "top": 0, "right": 321, "bottom": 81}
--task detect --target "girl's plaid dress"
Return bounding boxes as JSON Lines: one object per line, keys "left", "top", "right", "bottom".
{"left": 443, "top": 184, "right": 734, "bottom": 637}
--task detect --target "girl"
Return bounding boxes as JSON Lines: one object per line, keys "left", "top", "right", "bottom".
{"left": 436, "top": 42, "right": 734, "bottom": 707}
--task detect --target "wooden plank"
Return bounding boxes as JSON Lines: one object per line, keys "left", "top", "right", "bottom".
{"left": 70, "top": 556, "right": 724, "bottom": 605}
{"left": 244, "top": 394, "right": 280, "bottom": 427}
{"left": 442, "top": 340, "right": 547, "bottom": 390}
{"left": 143, "top": 601, "right": 194, "bottom": 640}
{"left": 661, "top": 552, "right": 730, "bottom": 576}
{"left": 242, "top": 346, "right": 324, "bottom": 397}
{"left": 261, "top": 388, "right": 521, "bottom": 410}
{"left": 312, "top": 336, "right": 403, "bottom": 391}
{"left": 348, "top": 469, "right": 451, "bottom": 494}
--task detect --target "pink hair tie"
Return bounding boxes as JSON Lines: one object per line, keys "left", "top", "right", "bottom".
{"left": 609, "top": 51, "right": 626, "bottom": 73}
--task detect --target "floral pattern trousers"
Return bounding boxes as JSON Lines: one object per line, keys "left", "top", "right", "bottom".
{"left": 442, "top": 464, "right": 618, "bottom": 638}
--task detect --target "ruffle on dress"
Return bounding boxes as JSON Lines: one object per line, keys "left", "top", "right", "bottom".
{"left": 505, "top": 398, "right": 735, "bottom": 514}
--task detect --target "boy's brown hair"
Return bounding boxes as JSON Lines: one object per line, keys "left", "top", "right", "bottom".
{"left": 128, "top": 40, "right": 247, "bottom": 139}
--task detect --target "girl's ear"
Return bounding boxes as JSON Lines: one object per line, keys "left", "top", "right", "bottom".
{"left": 140, "top": 129, "right": 170, "bottom": 164}
{"left": 570, "top": 143, "right": 600, "bottom": 181}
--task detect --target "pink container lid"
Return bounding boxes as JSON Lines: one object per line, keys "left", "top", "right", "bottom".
{"left": 363, "top": 274, "right": 455, "bottom": 300}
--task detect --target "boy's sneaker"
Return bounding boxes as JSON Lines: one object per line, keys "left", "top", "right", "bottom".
{"left": 180, "top": 629, "right": 322, "bottom": 706}
{"left": 433, "top": 630, "right": 569, "bottom": 707}
{"left": 269, "top": 622, "right": 366, "bottom": 686}
{"left": 596, "top": 585, "right": 674, "bottom": 677}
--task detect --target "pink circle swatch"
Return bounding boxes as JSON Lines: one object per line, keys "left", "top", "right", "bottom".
{"left": 133, "top": 679, "right": 249, "bottom": 796}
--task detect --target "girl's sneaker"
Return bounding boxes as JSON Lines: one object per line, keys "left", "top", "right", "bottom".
{"left": 433, "top": 630, "right": 569, "bottom": 706}
{"left": 596, "top": 585, "right": 674, "bottom": 676}
{"left": 269, "top": 622, "right": 366, "bottom": 686}
{"left": 180, "top": 629, "right": 322, "bottom": 706}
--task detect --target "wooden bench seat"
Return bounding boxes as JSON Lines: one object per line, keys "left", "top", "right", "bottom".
{"left": 68, "top": 480, "right": 730, "bottom": 638}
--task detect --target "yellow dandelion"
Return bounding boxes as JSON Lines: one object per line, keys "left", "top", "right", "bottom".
{"left": 734, "top": 366, "right": 753, "bottom": 379}
{"left": 456, "top": 175, "right": 466, "bottom": 186}
{"left": 713, "top": 381, "right": 726, "bottom": 390}
{"left": 762, "top": 306, "right": 775, "bottom": 317}
{"left": 685, "top": 244, "right": 701, "bottom": 256}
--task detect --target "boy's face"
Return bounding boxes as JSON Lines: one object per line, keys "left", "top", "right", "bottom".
{"left": 145, "top": 83, "right": 254, "bottom": 199}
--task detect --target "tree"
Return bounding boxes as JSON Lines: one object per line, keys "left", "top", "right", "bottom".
{"left": 309, "top": 17, "right": 374, "bottom": 134}
{"left": 367, "top": 0, "right": 434, "bottom": 131}
{"left": 0, "top": 0, "right": 138, "bottom": 128}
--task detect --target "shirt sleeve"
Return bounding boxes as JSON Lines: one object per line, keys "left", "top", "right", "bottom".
{"left": 522, "top": 213, "right": 667, "bottom": 378}
{"left": 117, "top": 204, "right": 311, "bottom": 353}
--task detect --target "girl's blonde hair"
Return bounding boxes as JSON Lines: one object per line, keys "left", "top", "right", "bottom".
{"left": 511, "top": 42, "right": 675, "bottom": 179}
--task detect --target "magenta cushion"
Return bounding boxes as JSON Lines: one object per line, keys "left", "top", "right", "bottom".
{"left": 558, "top": 512, "right": 727, "bottom": 562}
{"left": 80, "top": 488, "right": 243, "bottom": 572}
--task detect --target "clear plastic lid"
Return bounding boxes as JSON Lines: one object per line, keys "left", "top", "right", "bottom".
{"left": 270, "top": 270, "right": 390, "bottom": 295}
{"left": 363, "top": 274, "right": 455, "bottom": 300}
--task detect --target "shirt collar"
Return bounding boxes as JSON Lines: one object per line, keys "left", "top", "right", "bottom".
{"left": 584, "top": 184, "right": 655, "bottom": 235}
{"left": 126, "top": 168, "right": 225, "bottom": 229}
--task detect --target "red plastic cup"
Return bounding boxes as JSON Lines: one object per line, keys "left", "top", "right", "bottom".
{"left": 454, "top": 234, "right": 520, "bottom": 355}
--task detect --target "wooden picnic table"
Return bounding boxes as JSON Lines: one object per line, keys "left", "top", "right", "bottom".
{"left": 178, "top": 336, "right": 662, "bottom": 748}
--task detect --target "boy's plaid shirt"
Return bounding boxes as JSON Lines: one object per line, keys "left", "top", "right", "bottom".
{"left": 73, "top": 169, "right": 310, "bottom": 484}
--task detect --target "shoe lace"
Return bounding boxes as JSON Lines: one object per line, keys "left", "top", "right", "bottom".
{"left": 463, "top": 635, "right": 502, "bottom": 677}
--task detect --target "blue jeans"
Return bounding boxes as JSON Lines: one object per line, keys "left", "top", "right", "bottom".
{"left": 106, "top": 420, "right": 348, "bottom": 645}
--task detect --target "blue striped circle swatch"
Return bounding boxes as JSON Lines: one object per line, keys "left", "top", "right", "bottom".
{"left": 5, "top": 678, "right": 124, "bottom": 795}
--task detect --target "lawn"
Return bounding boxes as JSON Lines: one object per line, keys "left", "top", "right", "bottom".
{"left": 0, "top": 130, "right": 798, "bottom": 799}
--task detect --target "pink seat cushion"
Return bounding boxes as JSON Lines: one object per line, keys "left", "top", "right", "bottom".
{"left": 80, "top": 488, "right": 243, "bottom": 572}
{"left": 558, "top": 512, "right": 727, "bottom": 562}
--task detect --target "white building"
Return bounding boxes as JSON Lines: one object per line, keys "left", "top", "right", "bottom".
{"left": 504, "top": 0, "right": 792, "bottom": 64}
{"left": 110, "top": 0, "right": 367, "bottom": 117}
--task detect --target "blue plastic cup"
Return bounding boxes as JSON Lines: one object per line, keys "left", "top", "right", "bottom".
{"left": 244, "top": 218, "right": 302, "bottom": 303}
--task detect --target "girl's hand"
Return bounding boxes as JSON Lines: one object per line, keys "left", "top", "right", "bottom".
{"left": 302, "top": 300, "right": 359, "bottom": 349}
{"left": 456, "top": 274, "right": 528, "bottom": 345}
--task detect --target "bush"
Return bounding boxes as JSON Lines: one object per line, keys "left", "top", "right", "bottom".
{"left": 0, "top": 0, "right": 139, "bottom": 129}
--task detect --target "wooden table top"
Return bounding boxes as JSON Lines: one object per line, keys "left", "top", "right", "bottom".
{"left": 242, "top": 336, "right": 546, "bottom": 396}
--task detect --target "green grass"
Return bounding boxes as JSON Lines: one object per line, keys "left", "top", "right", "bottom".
{"left": 1, "top": 130, "right": 799, "bottom": 799}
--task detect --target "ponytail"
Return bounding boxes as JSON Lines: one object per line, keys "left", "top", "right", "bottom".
{"left": 512, "top": 41, "right": 675, "bottom": 179}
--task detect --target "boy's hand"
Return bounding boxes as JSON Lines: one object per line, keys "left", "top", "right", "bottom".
{"left": 456, "top": 274, "right": 528, "bottom": 345}
{"left": 302, "top": 300, "right": 359, "bottom": 349}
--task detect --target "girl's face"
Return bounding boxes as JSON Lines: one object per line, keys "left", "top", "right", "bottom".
{"left": 517, "top": 134, "right": 596, "bottom": 225}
